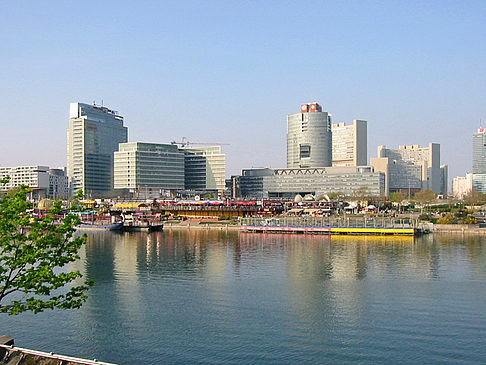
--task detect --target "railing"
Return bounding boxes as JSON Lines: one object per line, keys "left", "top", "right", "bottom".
{"left": 240, "top": 216, "right": 418, "bottom": 229}
{"left": 0, "top": 343, "right": 116, "bottom": 365}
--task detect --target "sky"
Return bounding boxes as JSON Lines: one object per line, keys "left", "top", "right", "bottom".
{"left": 1, "top": 1, "right": 485, "bottom": 184}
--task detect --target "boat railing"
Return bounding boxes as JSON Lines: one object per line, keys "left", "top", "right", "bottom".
{"left": 240, "top": 217, "right": 418, "bottom": 229}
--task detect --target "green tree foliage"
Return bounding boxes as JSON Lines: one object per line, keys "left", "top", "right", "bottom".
{"left": 389, "top": 191, "right": 406, "bottom": 213}
{"left": 0, "top": 179, "right": 92, "bottom": 315}
{"left": 389, "top": 191, "right": 406, "bottom": 204}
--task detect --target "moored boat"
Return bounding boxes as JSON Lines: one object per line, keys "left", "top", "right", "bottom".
{"left": 75, "top": 222, "right": 124, "bottom": 231}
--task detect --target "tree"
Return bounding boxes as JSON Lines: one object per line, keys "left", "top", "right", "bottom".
{"left": 0, "top": 179, "right": 92, "bottom": 315}
{"left": 414, "top": 189, "right": 436, "bottom": 212}
{"left": 463, "top": 188, "right": 486, "bottom": 207}
{"left": 389, "top": 191, "right": 406, "bottom": 213}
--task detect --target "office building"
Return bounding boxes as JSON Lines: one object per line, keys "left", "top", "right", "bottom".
{"left": 67, "top": 102, "right": 128, "bottom": 197}
{"left": 0, "top": 165, "right": 69, "bottom": 201}
{"left": 473, "top": 127, "right": 486, "bottom": 174}
{"left": 287, "top": 102, "right": 332, "bottom": 168}
{"left": 371, "top": 143, "right": 442, "bottom": 195}
{"left": 236, "top": 166, "right": 385, "bottom": 198}
{"left": 439, "top": 165, "right": 448, "bottom": 197}
{"left": 452, "top": 173, "right": 473, "bottom": 199}
{"left": 114, "top": 142, "right": 185, "bottom": 197}
{"left": 472, "top": 127, "right": 486, "bottom": 193}
{"left": 182, "top": 146, "right": 226, "bottom": 194}
{"left": 332, "top": 120, "right": 367, "bottom": 166}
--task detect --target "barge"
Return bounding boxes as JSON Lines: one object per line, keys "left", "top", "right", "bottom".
{"left": 240, "top": 217, "right": 426, "bottom": 236}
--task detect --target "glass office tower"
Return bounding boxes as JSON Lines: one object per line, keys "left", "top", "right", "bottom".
{"left": 67, "top": 102, "right": 128, "bottom": 197}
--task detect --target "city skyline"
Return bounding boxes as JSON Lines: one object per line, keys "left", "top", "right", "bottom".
{"left": 1, "top": 1, "right": 485, "bottom": 181}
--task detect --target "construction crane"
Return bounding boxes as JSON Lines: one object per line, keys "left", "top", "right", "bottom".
{"left": 170, "top": 137, "right": 229, "bottom": 148}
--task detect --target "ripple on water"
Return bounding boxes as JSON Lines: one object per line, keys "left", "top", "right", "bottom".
{"left": 2, "top": 231, "right": 486, "bottom": 364}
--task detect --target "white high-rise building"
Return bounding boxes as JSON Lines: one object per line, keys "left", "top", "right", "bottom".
{"left": 452, "top": 173, "right": 473, "bottom": 199}
{"left": 287, "top": 102, "right": 332, "bottom": 168}
{"left": 67, "top": 102, "right": 128, "bottom": 197}
{"left": 331, "top": 120, "right": 367, "bottom": 166}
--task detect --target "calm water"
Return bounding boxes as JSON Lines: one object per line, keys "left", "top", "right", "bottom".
{"left": 1, "top": 230, "right": 486, "bottom": 364}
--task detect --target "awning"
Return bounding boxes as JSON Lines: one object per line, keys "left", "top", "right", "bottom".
{"left": 113, "top": 203, "right": 149, "bottom": 209}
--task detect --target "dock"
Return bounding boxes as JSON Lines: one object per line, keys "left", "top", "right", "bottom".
{"left": 122, "top": 222, "right": 163, "bottom": 232}
{"left": 240, "top": 217, "right": 425, "bottom": 236}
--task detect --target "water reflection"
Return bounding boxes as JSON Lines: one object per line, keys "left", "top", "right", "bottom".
{"left": 2, "top": 230, "right": 486, "bottom": 364}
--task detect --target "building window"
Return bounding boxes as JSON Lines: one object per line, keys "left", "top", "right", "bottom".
{"left": 300, "top": 145, "right": 311, "bottom": 159}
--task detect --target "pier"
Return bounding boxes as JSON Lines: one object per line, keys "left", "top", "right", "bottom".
{"left": 240, "top": 216, "right": 425, "bottom": 235}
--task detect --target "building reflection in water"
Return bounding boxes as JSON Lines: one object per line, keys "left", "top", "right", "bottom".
{"left": 72, "top": 231, "right": 486, "bottom": 345}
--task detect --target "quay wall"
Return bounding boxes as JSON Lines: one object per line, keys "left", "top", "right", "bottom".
{"left": 433, "top": 224, "right": 486, "bottom": 234}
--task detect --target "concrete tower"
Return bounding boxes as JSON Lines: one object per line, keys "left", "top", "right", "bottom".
{"left": 287, "top": 102, "right": 332, "bottom": 168}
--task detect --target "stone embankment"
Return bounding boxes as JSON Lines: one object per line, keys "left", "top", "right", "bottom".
{"left": 433, "top": 224, "right": 486, "bottom": 234}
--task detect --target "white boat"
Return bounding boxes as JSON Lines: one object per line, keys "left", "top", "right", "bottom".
{"left": 75, "top": 222, "right": 123, "bottom": 231}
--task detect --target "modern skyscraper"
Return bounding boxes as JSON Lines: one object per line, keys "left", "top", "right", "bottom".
{"left": 287, "top": 102, "right": 332, "bottom": 168}
{"left": 67, "top": 102, "right": 128, "bottom": 197}
{"left": 331, "top": 120, "right": 367, "bottom": 166}
{"left": 114, "top": 142, "right": 185, "bottom": 197}
{"left": 472, "top": 127, "right": 486, "bottom": 174}
{"left": 182, "top": 146, "right": 226, "bottom": 194}
{"left": 472, "top": 127, "right": 486, "bottom": 193}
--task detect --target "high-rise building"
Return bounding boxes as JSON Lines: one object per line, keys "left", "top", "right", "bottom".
{"left": 67, "top": 102, "right": 128, "bottom": 197}
{"left": 370, "top": 143, "right": 442, "bottom": 195}
{"left": 287, "top": 102, "right": 332, "bottom": 168}
{"left": 472, "top": 127, "right": 486, "bottom": 193}
{"left": 331, "top": 120, "right": 367, "bottom": 166}
{"left": 114, "top": 142, "right": 185, "bottom": 197}
{"left": 452, "top": 173, "right": 473, "bottom": 198}
{"left": 440, "top": 164, "right": 448, "bottom": 196}
{"left": 473, "top": 127, "right": 486, "bottom": 174}
{"left": 182, "top": 146, "right": 226, "bottom": 193}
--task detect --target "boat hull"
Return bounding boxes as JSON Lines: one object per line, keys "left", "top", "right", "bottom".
{"left": 76, "top": 222, "right": 124, "bottom": 231}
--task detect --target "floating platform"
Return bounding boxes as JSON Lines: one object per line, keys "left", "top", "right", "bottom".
{"left": 122, "top": 223, "right": 164, "bottom": 232}
{"left": 240, "top": 225, "right": 416, "bottom": 235}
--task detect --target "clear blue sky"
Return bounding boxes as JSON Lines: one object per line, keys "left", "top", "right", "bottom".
{"left": 1, "top": 1, "right": 485, "bottom": 182}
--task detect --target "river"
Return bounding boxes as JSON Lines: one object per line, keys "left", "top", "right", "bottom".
{"left": 1, "top": 230, "right": 486, "bottom": 364}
